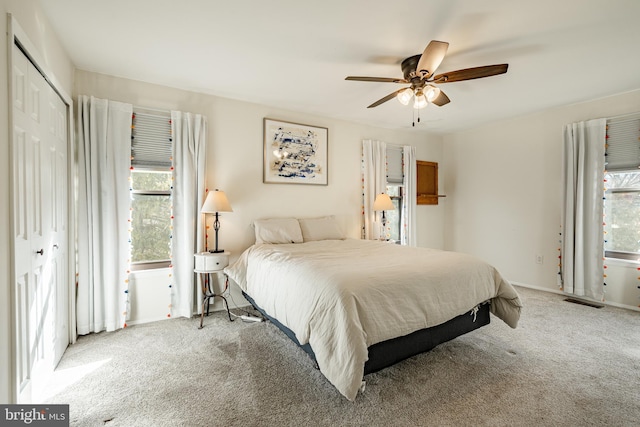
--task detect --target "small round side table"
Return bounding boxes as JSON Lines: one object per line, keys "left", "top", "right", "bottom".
{"left": 194, "top": 251, "right": 232, "bottom": 328}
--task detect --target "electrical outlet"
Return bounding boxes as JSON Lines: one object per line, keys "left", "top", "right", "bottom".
{"left": 536, "top": 254, "right": 544, "bottom": 264}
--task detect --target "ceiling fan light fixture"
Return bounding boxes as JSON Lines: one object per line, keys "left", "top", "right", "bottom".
{"left": 413, "top": 90, "right": 428, "bottom": 109}
{"left": 424, "top": 85, "right": 441, "bottom": 103}
{"left": 396, "top": 88, "right": 414, "bottom": 105}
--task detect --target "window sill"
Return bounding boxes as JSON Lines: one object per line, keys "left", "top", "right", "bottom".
{"left": 131, "top": 260, "right": 171, "bottom": 272}
{"left": 604, "top": 257, "right": 640, "bottom": 268}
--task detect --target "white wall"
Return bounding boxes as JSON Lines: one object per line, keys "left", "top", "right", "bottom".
{"left": 127, "top": 269, "right": 173, "bottom": 325}
{"left": 0, "top": 0, "right": 74, "bottom": 404}
{"left": 416, "top": 144, "right": 446, "bottom": 249}
{"left": 74, "top": 70, "right": 445, "bottom": 319}
{"left": 443, "top": 89, "right": 640, "bottom": 309}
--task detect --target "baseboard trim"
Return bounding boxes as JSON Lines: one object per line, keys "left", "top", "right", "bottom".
{"left": 510, "top": 281, "right": 640, "bottom": 313}
{"left": 511, "top": 281, "right": 564, "bottom": 295}
{"left": 126, "top": 316, "right": 171, "bottom": 326}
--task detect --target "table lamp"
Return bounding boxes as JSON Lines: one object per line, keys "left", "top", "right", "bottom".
{"left": 201, "top": 189, "right": 233, "bottom": 253}
{"left": 373, "top": 193, "right": 395, "bottom": 240}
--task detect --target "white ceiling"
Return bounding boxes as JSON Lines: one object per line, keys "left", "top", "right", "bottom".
{"left": 38, "top": 0, "right": 640, "bottom": 133}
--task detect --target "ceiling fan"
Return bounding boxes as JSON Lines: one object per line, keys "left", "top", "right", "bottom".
{"left": 345, "top": 40, "right": 508, "bottom": 110}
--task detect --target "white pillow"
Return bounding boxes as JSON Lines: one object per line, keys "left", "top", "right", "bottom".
{"left": 298, "top": 216, "right": 345, "bottom": 242}
{"left": 254, "top": 218, "right": 303, "bottom": 244}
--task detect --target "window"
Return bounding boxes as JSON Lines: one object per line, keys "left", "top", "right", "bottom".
{"left": 130, "top": 110, "right": 173, "bottom": 270}
{"left": 604, "top": 171, "right": 640, "bottom": 261}
{"left": 386, "top": 184, "right": 403, "bottom": 242}
{"left": 604, "top": 116, "right": 640, "bottom": 261}
{"left": 130, "top": 170, "right": 172, "bottom": 269}
{"left": 386, "top": 146, "right": 404, "bottom": 243}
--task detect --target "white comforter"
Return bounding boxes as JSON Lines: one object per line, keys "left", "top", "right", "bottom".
{"left": 224, "top": 239, "right": 522, "bottom": 401}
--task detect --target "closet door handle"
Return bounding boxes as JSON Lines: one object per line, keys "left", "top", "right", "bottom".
{"left": 53, "top": 244, "right": 59, "bottom": 250}
{"left": 36, "top": 249, "right": 44, "bottom": 256}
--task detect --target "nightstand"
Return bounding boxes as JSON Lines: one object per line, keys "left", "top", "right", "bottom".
{"left": 194, "top": 251, "right": 232, "bottom": 328}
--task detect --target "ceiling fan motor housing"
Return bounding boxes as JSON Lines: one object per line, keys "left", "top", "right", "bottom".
{"left": 401, "top": 54, "right": 423, "bottom": 80}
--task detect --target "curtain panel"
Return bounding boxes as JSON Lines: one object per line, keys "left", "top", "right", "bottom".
{"left": 362, "top": 140, "right": 387, "bottom": 240}
{"left": 402, "top": 146, "right": 417, "bottom": 246}
{"left": 561, "top": 118, "right": 606, "bottom": 301}
{"left": 76, "top": 95, "right": 133, "bottom": 334}
{"left": 170, "top": 111, "right": 207, "bottom": 318}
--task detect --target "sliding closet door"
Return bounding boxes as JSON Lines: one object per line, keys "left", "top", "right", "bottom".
{"left": 11, "top": 43, "right": 69, "bottom": 402}
{"left": 47, "top": 67, "right": 70, "bottom": 367}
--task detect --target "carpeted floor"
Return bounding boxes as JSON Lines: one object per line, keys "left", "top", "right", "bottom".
{"left": 43, "top": 286, "right": 640, "bottom": 426}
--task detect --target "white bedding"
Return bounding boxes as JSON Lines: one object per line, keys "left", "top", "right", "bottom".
{"left": 224, "top": 239, "right": 522, "bottom": 401}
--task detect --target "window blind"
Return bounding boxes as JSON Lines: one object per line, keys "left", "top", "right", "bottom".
{"left": 131, "top": 110, "right": 172, "bottom": 168}
{"left": 605, "top": 117, "right": 640, "bottom": 171}
{"left": 386, "top": 146, "right": 403, "bottom": 183}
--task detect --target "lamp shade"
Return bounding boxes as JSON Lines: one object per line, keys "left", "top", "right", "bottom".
{"left": 396, "top": 87, "right": 414, "bottom": 105}
{"left": 424, "top": 85, "right": 441, "bottom": 102}
{"left": 201, "top": 189, "right": 233, "bottom": 213}
{"left": 373, "top": 193, "right": 394, "bottom": 211}
{"left": 413, "top": 91, "right": 428, "bottom": 109}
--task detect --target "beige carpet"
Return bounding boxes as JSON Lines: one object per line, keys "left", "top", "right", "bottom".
{"left": 43, "top": 287, "right": 640, "bottom": 426}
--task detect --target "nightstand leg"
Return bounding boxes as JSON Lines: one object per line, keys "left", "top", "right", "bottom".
{"left": 218, "top": 295, "right": 232, "bottom": 321}
{"left": 206, "top": 273, "right": 212, "bottom": 317}
{"left": 198, "top": 272, "right": 210, "bottom": 329}
{"left": 199, "top": 297, "right": 206, "bottom": 329}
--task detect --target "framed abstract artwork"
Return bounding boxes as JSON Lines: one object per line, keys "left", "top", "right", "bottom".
{"left": 263, "top": 118, "right": 328, "bottom": 185}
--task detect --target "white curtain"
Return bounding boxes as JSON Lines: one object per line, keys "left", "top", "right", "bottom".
{"left": 170, "top": 111, "right": 207, "bottom": 318}
{"left": 402, "top": 146, "right": 417, "bottom": 246}
{"left": 561, "top": 118, "right": 606, "bottom": 300}
{"left": 362, "top": 140, "right": 387, "bottom": 240}
{"left": 76, "top": 96, "right": 132, "bottom": 334}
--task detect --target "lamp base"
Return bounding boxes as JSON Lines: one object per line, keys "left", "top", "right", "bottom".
{"left": 209, "top": 249, "right": 225, "bottom": 253}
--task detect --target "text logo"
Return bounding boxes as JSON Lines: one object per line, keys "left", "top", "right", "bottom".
{"left": 1, "top": 405, "right": 69, "bottom": 426}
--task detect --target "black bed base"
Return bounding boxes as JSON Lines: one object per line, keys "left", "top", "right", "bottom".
{"left": 242, "top": 291, "right": 490, "bottom": 375}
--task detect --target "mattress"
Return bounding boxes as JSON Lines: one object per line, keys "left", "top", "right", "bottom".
{"left": 225, "top": 239, "right": 522, "bottom": 400}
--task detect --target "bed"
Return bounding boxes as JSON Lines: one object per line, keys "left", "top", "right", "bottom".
{"left": 224, "top": 217, "right": 522, "bottom": 401}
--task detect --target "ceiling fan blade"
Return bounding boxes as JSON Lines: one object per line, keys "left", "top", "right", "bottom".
{"left": 432, "top": 90, "right": 450, "bottom": 107}
{"left": 416, "top": 40, "right": 449, "bottom": 79}
{"left": 367, "top": 89, "right": 404, "bottom": 108}
{"left": 432, "top": 64, "right": 508, "bottom": 83}
{"left": 345, "top": 76, "right": 407, "bottom": 83}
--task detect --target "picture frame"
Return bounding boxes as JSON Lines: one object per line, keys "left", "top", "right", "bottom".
{"left": 263, "top": 118, "right": 328, "bottom": 185}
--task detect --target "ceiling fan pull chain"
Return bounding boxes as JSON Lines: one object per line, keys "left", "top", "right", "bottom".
{"left": 412, "top": 109, "right": 416, "bottom": 127}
